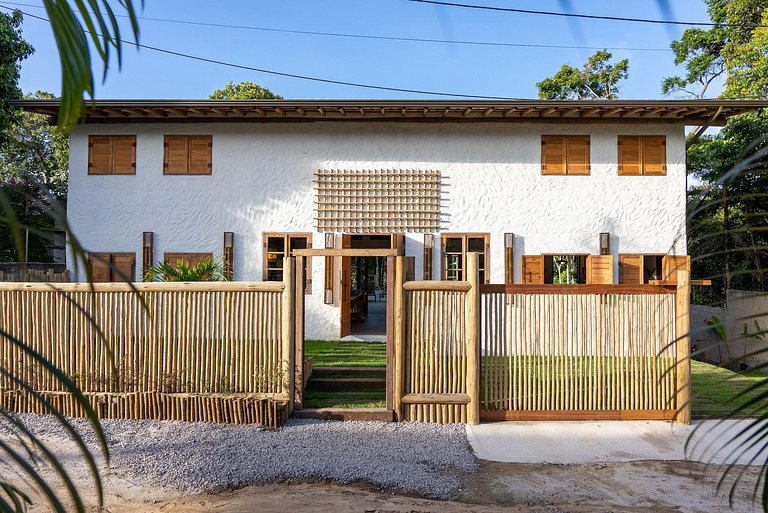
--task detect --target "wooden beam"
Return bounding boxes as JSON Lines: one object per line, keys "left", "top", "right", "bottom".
{"left": 291, "top": 248, "right": 399, "bottom": 257}
{"left": 481, "top": 409, "right": 678, "bottom": 421}
{"left": 402, "top": 393, "right": 471, "bottom": 405}
{"left": 675, "top": 270, "right": 692, "bottom": 424}
{"left": 403, "top": 281, "right": 471, "bottom": 292}
{"left": 0, "top": 281, "right": 286, "bottom": 292}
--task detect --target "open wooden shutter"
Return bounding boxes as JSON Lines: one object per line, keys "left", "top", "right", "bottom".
{"left": 112, "top": 136, "right": 136, "bottom": 175}
{"left": 618, "top": 136, "right": 642, "bottom": 175}
{"left": 164, "top": 136, "right": 189, "bottom": 175}
{"left": 541, "top": 136, "right": 566, "bottom": 175}
{"left": 618, "top": 254, "right": 643, "bottom": 284}
{"left": 88, "top": 136, "right": 112, "bottom": 175}
{"left": 521, "top": 255, "right": 544, "bottom": 284}
{"left": 89, "top": 253, "right": 111, "bottom": 282}
{"left": 566, "top": 136, "right": 590, "bottom": 175}
{"left": 188, "top": 135, "right": 213, "bottom": 175}
{"left": 642, "top": 136, "right": 667, "bottom": 175}
{"left": 112, "top": 253, "right": 136, "bottom": 282}
{"left": 662, "top": 255, "right": 690, "bottom": 283}
{"left": 586, "top": 255, "right": 613, "bottom": 284}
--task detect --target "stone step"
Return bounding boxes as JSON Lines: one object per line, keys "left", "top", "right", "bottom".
{"left": 310, "top": 366, "right": 386, "bottom": 379}
{"left": 306, "top": 377, "right": 386, "bottom": 392}
{"left": 292, "top": 407, "right": 393, "bottom": 422}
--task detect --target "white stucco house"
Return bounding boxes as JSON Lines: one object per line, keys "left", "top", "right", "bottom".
{"left": 17, "top": 98, "right": 767, "bottom": 340}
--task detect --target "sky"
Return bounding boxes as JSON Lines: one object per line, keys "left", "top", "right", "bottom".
{"left": 2, "top": 0, "right": 719, "bottom": 101}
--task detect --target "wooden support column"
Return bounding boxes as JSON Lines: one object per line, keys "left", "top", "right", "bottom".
{"left": 294, "top": 254, "right": 305, "bottom": 409}
{"left": 282, "top": 257, "right": 296, "bottom": 416}
{"left": 675, "top": 269, "right": 691, "bottom": 424}
{"left": 393, "top": 256, "right": 406, "bottom": 421}
{"left": 466, "top": 252, "right": 481, "bottom": 425}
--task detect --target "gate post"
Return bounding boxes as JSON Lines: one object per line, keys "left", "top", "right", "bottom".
{"left": 466, "top": 252, "right": 481, "bottom": 425}
{"left": 294, "top": 255, "right": 305, "bottom": 409}
{"left": 675, "top": 270, "right": 691, "bottom": 424}
{"left": 282, "top": 257, "right": 296, "bottom": 416}
{"left": 393, "top": 256, "right": 406, "bottom": 421}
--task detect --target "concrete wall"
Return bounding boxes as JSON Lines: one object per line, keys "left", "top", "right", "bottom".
{"left": 67, "top": 121, "right": 687, "bottom": 339}
{"left": 690, "top": 304, "right": 729, "bottom": 366}
{"left": 725, "top": 289, "right": 768, "bottom": 371}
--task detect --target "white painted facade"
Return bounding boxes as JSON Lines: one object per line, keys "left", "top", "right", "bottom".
{"left": 67, "top": 121, "right": 687, "bottom": 340}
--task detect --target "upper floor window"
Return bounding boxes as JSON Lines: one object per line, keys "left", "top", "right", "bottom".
{"left": 541, "top": 135, "right": 590, "bottom": 175}
{"left": 88, "top": 135, "right": 136, "bottom": 175}
{"left": 441, "top": 233, "right": 489, "bottom": 283}
{"left": 164, "top": 135, "right": 213, "bottom": 175}
{"left": 618, "top": 136, "right": 667, "bottom": 175}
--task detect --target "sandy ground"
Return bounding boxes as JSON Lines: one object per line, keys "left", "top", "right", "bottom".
{"left": 22, "top": 459, "right": 762, "bottom": 513}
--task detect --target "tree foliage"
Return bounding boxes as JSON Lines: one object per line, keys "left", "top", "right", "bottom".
{"left": 209, "top": 81, "right": 283, "bottom": 100}
{"left": 536, "top": 50, "right": 629, "bottom": 100}
{"left": 0, "top": 10, "right": 33, "bottom": 148}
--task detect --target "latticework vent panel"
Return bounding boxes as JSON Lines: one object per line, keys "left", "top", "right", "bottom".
{"left": 315, "top": 169, "right": 441, "bottom": 233}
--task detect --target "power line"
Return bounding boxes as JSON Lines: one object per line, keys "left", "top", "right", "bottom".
{"left": 2, "top": 5, "right": 521, "bottom": 99}
{"left": 0, "top": 0, "right": 671, "bottom": 52}
{"left": 407, "top": 0, "right": 734, "bottom": 28}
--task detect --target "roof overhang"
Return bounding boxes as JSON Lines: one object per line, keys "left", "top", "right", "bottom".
{"left": 12, "top": 99, "right": 768, "bottom": 126}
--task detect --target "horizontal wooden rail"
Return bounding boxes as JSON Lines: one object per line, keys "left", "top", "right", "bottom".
{"left": 0, "top": 281, "right": 286, "bottom": 292}
{"left": 480, "top": 284, "right": 675, "bottom": 295}
{"left": 481, "top": 409, "right": 678, "bottom": 421}
{"left": 403, "top": 280, "right": 471, "bottom": 292}
{"left": 402, "top": 393, "right": 471, "bottom": 405}
{"left": 648, "top": 279, "right": 712, "bottom": 287}
{"left": 292, "top": 248, "right": 398, "bottom": 257}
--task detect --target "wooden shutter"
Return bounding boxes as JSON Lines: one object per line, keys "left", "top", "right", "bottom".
{"left": 112, "top": 136, "right": 136, "bottom": 175}
{"left": 187, "top": 253, "right": 213, "bottom": 266}
{"left": 164, "top": 136, "right": 189, "bottom": 175}
{"left": 521, "top": 255, "right": 544, "bottom": 284}
{"left": 586, "top": 255, "right": 613, "bottom": 284}
{"left": 88, "top": 136, "right": 112, "bottom": 175}
{"left": 112, "top": 253, "right": 136, "bottom": 282}
{"left": 188, "top": 135, "right": 213, "bottom": 175}
{"left": 618, "top": 136, "right": 642, "bottom": 175}
{"left": 391, "top": 234, "right": 406, "bottom": 256}
{"left": 566, "top": 136, "right": 591, "bottom": 175}
{"left": 541, "top": 136, "right": 566, "bottom": 175}
{"left": 662, "top": 255, "right": 690, "bottom": 283}
{"left": 90, "top": 253, "right": 111, "bottom": 282}
{"left": 618, "top": 254, "right": 643, "bottom": 284}
{"left": 642, "top": 136, "right": 667, "bottom": 175}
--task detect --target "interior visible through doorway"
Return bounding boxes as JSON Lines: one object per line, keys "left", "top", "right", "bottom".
{"left": 348, "top": 235, "right": 390, "bottom": 337}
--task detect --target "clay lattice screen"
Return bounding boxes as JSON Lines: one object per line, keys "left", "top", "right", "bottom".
{"left": 315, "top": 169, "right": 441, "bottom": 233}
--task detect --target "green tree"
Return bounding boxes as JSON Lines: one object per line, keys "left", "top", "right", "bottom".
{"left": 536, "top": 50, "right": 629, "bottom": 100}
{"left": 0, "top": 10, "right": 33, "bottom": 148}
{"left": 209, "top": 81, "right": 283, "bottom": 100}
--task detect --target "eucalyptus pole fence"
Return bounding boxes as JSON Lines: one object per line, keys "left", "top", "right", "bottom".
{"left": 0, "top": 258, "right": 298, "bottom": 429}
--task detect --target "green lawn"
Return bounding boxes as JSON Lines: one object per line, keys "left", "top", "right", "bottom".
{"left": 304, "top": 340, "right": 386, "bottom": 367}
{"left": 302, "top": 390, "right": 385, "bottom": 409}
{"left": 691, "top": 360, "right": 768, "bottom": 418}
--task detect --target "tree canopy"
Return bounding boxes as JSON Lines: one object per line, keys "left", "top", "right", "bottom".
{"left": 209, "top": 81, "right": 283, "bottom": 100}
{"left": 0, "top": 10, "right": 33, "bottom": 148}
{"left": 536, "top": 50, "right": 629, "bottom": 100}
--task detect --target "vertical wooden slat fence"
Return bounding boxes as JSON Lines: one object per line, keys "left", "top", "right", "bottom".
{"left": 0, "top": 259, "right": 297, "bottom": 429}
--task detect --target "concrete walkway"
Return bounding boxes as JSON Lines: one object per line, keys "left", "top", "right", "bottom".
{"left": 467, "top": 419, "right": 766, "bottom": 465}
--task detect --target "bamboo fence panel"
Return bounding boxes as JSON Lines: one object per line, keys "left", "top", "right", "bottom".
{"left": 0, "top": 281, "right": 292, "bottom": 428}
{"left": 0, "top": 269, "right": 70, "bottom": 282}
{"left": 479, "top": 290, "right": 678, "bottom": 419}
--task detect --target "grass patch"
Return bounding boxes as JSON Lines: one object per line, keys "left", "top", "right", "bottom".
{"left": 305, "top": 340, "right": 386, "bottom": 367}
{"left": 303, "top": 390, "right": 386, "bottom": 409}
{"left": 692, "top": 360, "right": 768, "bottom": 418}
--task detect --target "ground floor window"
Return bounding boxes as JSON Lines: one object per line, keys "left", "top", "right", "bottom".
{"left": 544, "top": 255, "right": 588, "bottom": 284}
{"left": 441, "top": 233, "right": 489, "bottom": 283}
{"left": 163, "top": 252, "right": 214, "bottom": 267}
{"left": 90, "top": 252, "right": 136, "bottom": 282}
{"left": 263, "top": 232, "right": 312, "bottom": 293}
{"left": 619, "top": 254, "right": 665, "bottom": 284}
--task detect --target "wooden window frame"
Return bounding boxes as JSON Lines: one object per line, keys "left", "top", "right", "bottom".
{"left": 441, "top": 233, "right": 490, "bottom": 284}
{"left": 89, "top": 252, "right": 136, "bottom": 282}
{"left": 263, "top": 232, "right": 313, "bottom": 294}
{"left": 543, "top": 253, "right": 589, "bottom": 285}
{"left": 163, "top": 135, "right": 213, "bottom": 176}
{"left": 541, "top": 135, "right": 591, "bottom": 176}
{"left": 618, "top": 135, "right": 667, "bottom": 176}
{"left": 88, "top": 135, "right": 136, "bottom": 175}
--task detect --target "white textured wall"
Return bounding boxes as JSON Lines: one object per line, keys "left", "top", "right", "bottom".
{"left": 67, "top": 121, "right": 687, "bottom": 339}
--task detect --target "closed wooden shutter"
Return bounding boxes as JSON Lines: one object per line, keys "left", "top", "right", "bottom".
{"left": 88, "top": 136, "right": 112, "bottom": 175}
{"left": 112, "top": 136, "right": 136, "bottom": 174}
{"left": 521, "top": 255, "right": 544, "bottom": 284}
{"left": 618, "top": 136, "right": 642, "bottom": 175}
{"left": 541, "top": 136, "right": 566, "bottom": 175}
{"left": 642, "top": 136, "right": 667, "bottom": 175}
{"left": 618, "top": 254, "right": 643, "bottom": 284}
{"left": 90, "top": 253, "right": 111, "bottom": 282}
{"left": 188, "top": 135, "right": 213, "bottom": 175}
{"left": 662, "top": 255, "right": 690, "bottom": 283}
{"left": 586, "top": 255, "right": 613, "bottom": 284}
{"left": 164, "top": 136, "right": 189, "bottom": 175}
{"left": 112, "top": 253, "right": 136, "bottom": 281}
{"left": 566, "top": 136, "right": 590, "bottom": 175}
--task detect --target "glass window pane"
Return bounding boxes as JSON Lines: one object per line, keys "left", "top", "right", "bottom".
{"left": 290, "top": 237, "right": 307, "bottom": 251}
{"left": 479, "top": 271, "right": 486, "bottom": 283}
{"left": 267, "top": 254, "right": 284, "bottom": 269}
{"left": 468, "top": 237, "right": 485, "bottom": 252}
{"left": 267, "top": 236, "right": 285, "bottom": 253}
{"left": 445, "top": 237, "right": 463, "bottom": 253}
{"left": 446, "top": 254, "right": 462, "bottom": 271}
{"left": 479, "top": 254, "right": 485, "bottom": 269}
{"left": 267, "top": 270, "right": 283, "bottom": 281}
{"left": 446, "top": 270, "right": 461, "bottom": 281}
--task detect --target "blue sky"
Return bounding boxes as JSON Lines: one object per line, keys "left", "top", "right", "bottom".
{"left": 4, "top": 0, "right": 717, "bottom": 100}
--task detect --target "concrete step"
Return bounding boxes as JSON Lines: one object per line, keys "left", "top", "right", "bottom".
{"left": 311, "top": 366, "right": 386, "bottom": 379}
{"left": 293, "top": 407, "right": 393, "bottom": 422}
{"left": 306, "top": 377, "right": 386, "bottom": 392}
